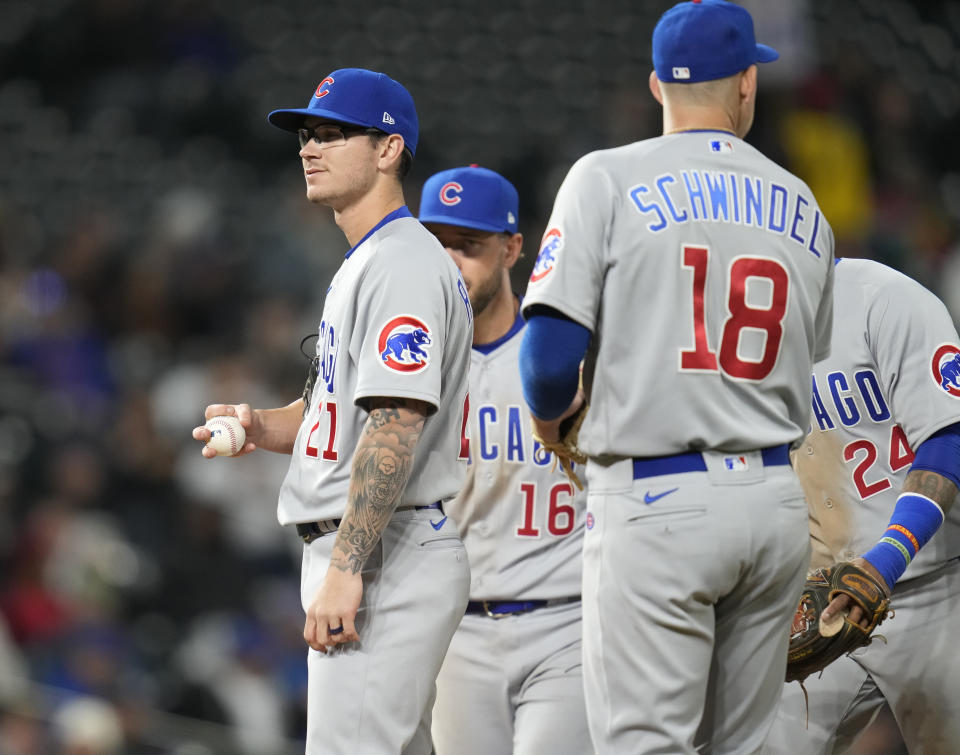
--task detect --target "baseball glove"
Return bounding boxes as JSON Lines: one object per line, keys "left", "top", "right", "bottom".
{"left": 786, "top": 562, "right": 893, "bottom": 683}
{"left": 532, "top": 402, "right": 588, "bottom": 491}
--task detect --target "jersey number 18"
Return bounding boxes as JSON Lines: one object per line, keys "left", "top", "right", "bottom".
{"left": 680, "top": 245, "right": 789, "bottom": 381}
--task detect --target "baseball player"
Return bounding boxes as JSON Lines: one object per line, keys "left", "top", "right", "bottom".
{"left": 417, "top": 166, "right": 591, "bottom": 755}
{"left": 519, "top": 2, "right": 836, "bottom": 752}
{"left": 763, "top": 258, "right": 960, "bottom": 754}
{"left": 191, "top": 68, "right": 473, "bottom": 754}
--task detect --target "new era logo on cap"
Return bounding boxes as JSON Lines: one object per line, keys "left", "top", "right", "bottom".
{"left": 383, "top": 111, "right": 395, "bottom": 125}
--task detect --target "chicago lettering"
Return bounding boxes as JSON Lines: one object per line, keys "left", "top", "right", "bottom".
{"left": 470, "top": 404, "right": 552, "bottom": 466}
{"left": 811, "top": 369, "right": 891, "bottom": 430}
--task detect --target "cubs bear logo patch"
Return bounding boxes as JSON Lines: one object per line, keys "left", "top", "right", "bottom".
{"left": 530, "top": 228, "right": 562, "bottom": 282}
{"left": 378, "top": 316, "right": 433, "bottom": 373}
{"left": 931, "top": 344, "right": 960, "bottom": 398}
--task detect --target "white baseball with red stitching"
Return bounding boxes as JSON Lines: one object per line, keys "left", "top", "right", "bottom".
{"left": 204, "top": 415, "right": 246, "bottom": 456}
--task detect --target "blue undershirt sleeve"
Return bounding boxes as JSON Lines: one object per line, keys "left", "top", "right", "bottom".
{"left": 911, "top": 422, "right": 960, "bottom": 489}
{"left": 519, "top": 308, "right": 591, "bottom": 420}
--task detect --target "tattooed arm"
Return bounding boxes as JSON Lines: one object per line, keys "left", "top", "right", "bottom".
{"left": 303, "top": 396, "right": 429, "bottom": 650}
{"left": 902, "top": 469, "right": 958, "bottom": 514}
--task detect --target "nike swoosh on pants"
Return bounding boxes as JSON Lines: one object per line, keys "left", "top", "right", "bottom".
{"left": 643, "top": 487, "right": 679, "bottom": 504}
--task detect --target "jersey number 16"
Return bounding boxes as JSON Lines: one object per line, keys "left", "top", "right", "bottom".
{"left": 517, "top": 481, "right": 576, "bottom": 538}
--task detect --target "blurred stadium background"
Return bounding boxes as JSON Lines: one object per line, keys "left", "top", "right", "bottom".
{"left": 2, "top": 0, "right": 959, "bottom": 752}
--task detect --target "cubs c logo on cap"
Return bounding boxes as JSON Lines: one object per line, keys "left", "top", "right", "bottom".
{"left": 314, "top": 76, "right": 334, "bottom": 98}
{"left": 931, "top": 344, "right": 960, "bottom": 397}
{"left": 530, "top": 228, "right": 563, "bottom": 282}
{"left": 439, "top": 182, "right": 463, "bottom": 206}
{"left": 378, "top": 316, "right": 433, "bottom": 373}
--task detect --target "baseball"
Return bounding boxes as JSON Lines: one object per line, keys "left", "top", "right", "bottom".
{"left": 204, "top": 415, "right": 246, "bottom": 456}
{"left": 819, "top": 609, "right": 848, "bottom": 637}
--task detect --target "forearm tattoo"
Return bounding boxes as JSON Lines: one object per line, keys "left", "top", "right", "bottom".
{"left": 331, "top": 398, "right": 427, "bottom": 574}
{"left": 903, "top": 469, "right": 959, "bottom": 511}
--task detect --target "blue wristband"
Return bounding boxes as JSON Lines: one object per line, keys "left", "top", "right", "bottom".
{"left": 862, "top": 492, "right": 945, "bottom": 588}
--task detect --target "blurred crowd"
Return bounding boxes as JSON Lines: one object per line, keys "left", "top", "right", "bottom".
{"left": 2, "top": 0, "right": 960, "bottom": 752}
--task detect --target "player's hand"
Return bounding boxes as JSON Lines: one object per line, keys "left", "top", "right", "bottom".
{"left": 530, "top": 388, "right": 585, "bottom": 445}
{"left": 303, "top": 567, "right": 363, "bottom": 652}
{"left": 191, "top": 403, "right": 259, "bottom": 458}
{"left": 821, "top": 557, "right": 891, "bottom": 631}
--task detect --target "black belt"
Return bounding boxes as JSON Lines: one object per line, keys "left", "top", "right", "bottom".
{"left": 295, "top": 501, "right": 443, "bottom": 544}
{"left": 631, "top": 444, "right": 791, "bottom": 480}
{"left": 465, "top": 596, "right": 580, "bottom": 619}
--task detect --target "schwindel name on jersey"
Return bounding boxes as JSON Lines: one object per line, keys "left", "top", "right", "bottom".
{"left": 629, "top": 169, "right": 826, "bottom": 258}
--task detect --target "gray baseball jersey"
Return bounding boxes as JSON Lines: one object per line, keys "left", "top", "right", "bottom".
{"left": 797, "top": 258, "right": 960, "bottom": 578}
{"left": 524, "top": 131, "right": 835, "bottom": 753}
{"left": 278, "top": 211, "right": 473, "bottom": 525}
{"left": 522, "top": 131, "right": 835, "bottom": 457}
{"left": 432, "top": 312, "right": 590, "bottom": 755}
{"left": 765, "top": 259, "right": 960, "bottom": 755}
{"left": 450, "top": 313, "right": 585, "bottom": 600}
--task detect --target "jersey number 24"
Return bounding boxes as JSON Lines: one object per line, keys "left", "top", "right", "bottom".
{"left": 844, "top": 425, "right": 915, "bottom": 500}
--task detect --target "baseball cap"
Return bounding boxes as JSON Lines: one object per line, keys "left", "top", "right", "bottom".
{"left": 418, "top": 166, "right": 519, "bottom": 234}
{"left": 268, "top": 68, "right": 419, "bottom": 155}
{"left": 652, "top": 0, "right": 779, "bottom": 84}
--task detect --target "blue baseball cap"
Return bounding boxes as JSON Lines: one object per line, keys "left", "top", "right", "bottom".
{"left": 418, "top": 166, "right": 519, "bottom": 234}
{"left": 653, "top": 0, "right": 779, "bottom": 84}
{"left": 268, "top": 68, "right": 419, "bottom": 155}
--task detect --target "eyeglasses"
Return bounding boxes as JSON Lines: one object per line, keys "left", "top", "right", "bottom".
{"left": 297, "top": 124, "right": 382, "bottom": 149}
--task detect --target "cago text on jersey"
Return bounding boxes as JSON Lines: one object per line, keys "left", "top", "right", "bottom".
{"left": 318, "top": 319, "right": 340, "bottom": 394}
{"left": 811, "top": 368, "right": 891, "bottom": 430}
{"left": 629, "top": 170, "right": 826, "bottom": 258}
{"left": 470, "top": 403, "right": 555, "bottom": 467}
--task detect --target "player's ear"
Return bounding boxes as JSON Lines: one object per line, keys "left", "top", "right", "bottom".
{"left": 377, "top": 133, "right": 405, "bottom": 173}
{"left": 503, "top": 233, "right": 523, "bottom": 270}
{"left": 739, "top": 65, "right": 757, "bottom": 104}
{"left": 648, "top": 71, "right": 664, "bottom": 105}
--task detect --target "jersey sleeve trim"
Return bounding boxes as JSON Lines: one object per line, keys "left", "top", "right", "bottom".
{"left": 520, "top": 293, "right": 595, "bottom": 332}
{"left": 353, "top": 386, "right": 440, "bottom": 412}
